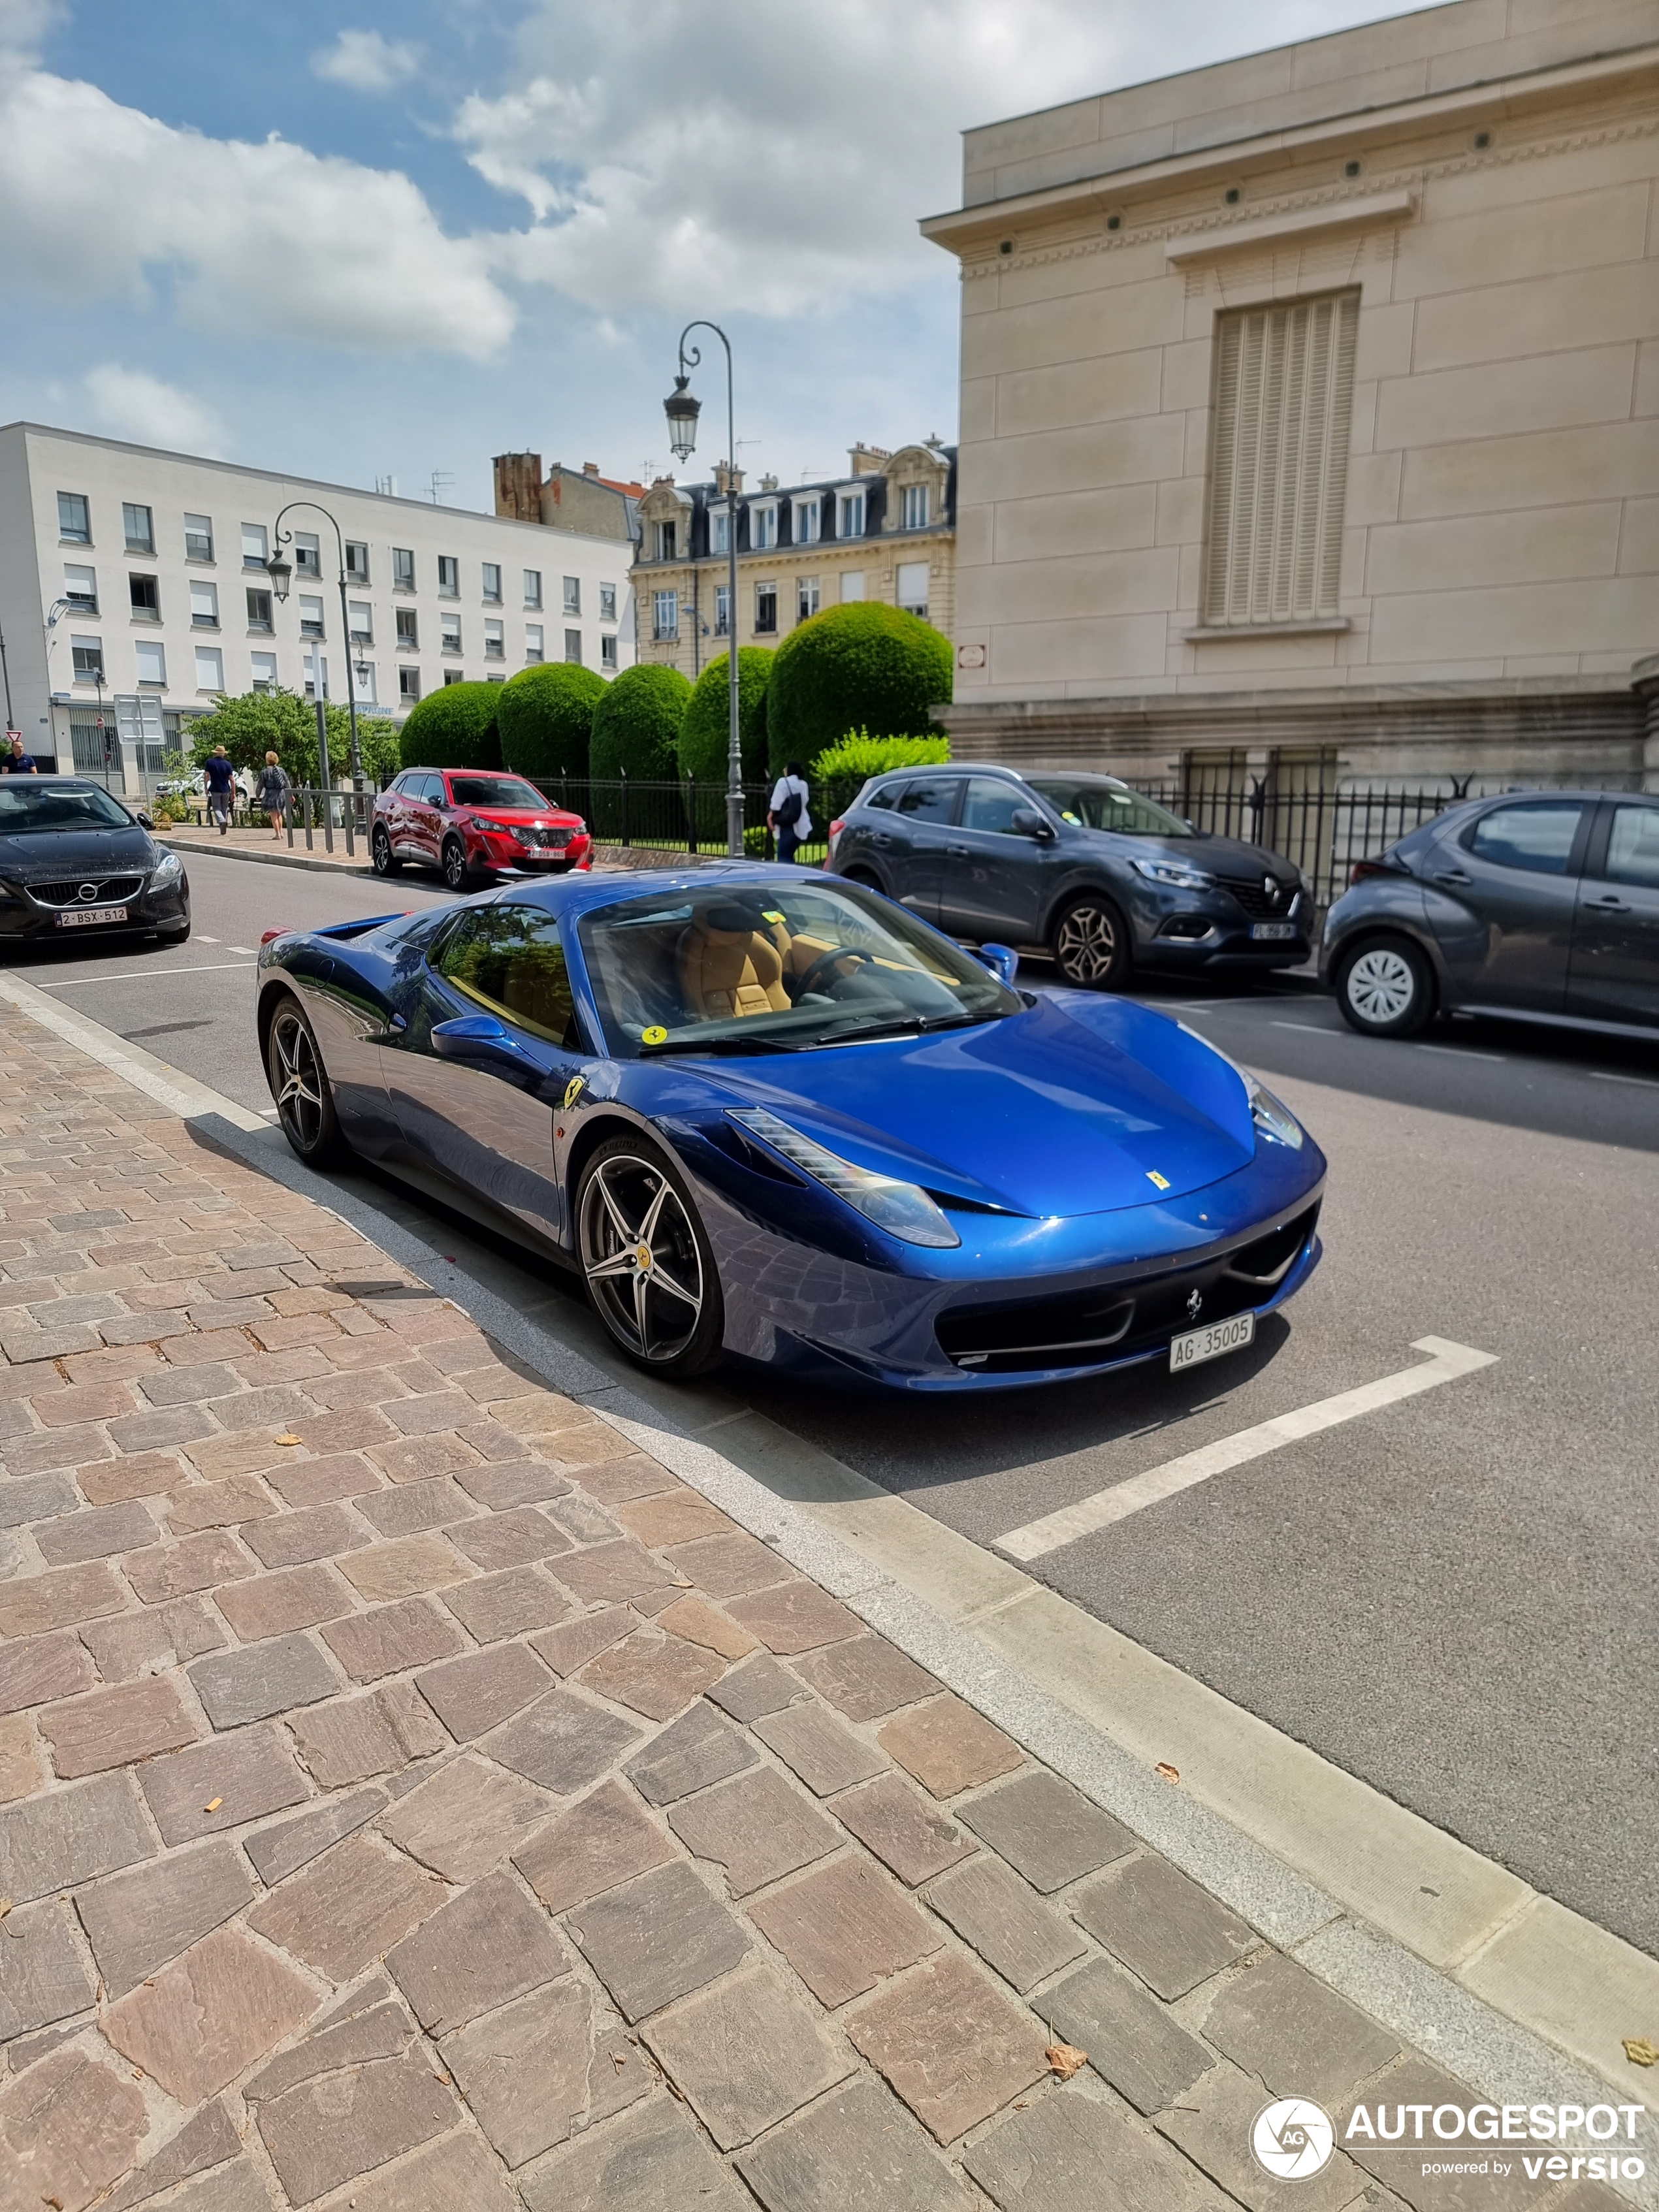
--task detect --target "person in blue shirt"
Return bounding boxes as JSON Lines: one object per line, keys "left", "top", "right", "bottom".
{"left": 203, "top": 745, "right": 236, "bottom": 833}
{"left": 3, "top": 732, "right": 37, "bottom": 773}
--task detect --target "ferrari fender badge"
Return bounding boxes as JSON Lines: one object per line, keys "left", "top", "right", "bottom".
{"left": 1146, "top": 1170, "right": 1171, "bottom": 1191}
{"left": 562, "top": 1074, "right": 586, "bottom": 1112}
{"left": 641, "top": 1026, "right": 668, "bottom": 1046}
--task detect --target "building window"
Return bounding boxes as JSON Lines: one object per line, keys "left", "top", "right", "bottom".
{"left": 443, "top": 667, "right": 465, "bottom": 686}
{"left": 563, "top": 628, "right": 583, "bottom": 665}
{"left": 349, "top": 600, "right": 373, "bottom": 643}
{"left": 246, "top": 588, "right": 273, "bottom": 632}
{"left": 839, "top": 570, "right": 865, "bottom": 602}
{"left": 241, "top": 523, "right": 268, "bottom": 569}
{"left": 438, "top": 554, "right": 460, "bottom": 596}
{"left": 122, "top": 503, "right": 154, "bottom": 555}
{"left": 393, "top": 546, "right": 415, "bottom": 590}
{"left": 797, "top": 577, "right": 820, "bottom": 624}
{"left": 487, "top": 673, "right": 507, "bottom": 684}
{"left": 652, "top": 590, "right": 678, "bottom": 642}
{"left": 897, "top": 562, "right": 930, "bottom": 621}
{"left": 654, "top": 521, "right": 677, "bottom": 562}
{"left": 600, "top": 582, "right": 617, "bottom": 623}
{"left": 524, "top": 569, "right": 542, "bottom": 608}
{"left": 58, "top": 492, "right": 91, "bottom": 543}
{"left": 195, "top": 647, "right": 224, "bottom": 693}
{"left": 190, "top": 581, "right": 219, "bottom": 629}
{"left": 562, "top": 576, "right": 581, "bottom": 617}
{"left": 400, "top": 667, "right": 422, "bottom": 703}
{"left": 484, "top": 618, "right": 504, "bottom": 659}
{"left": 346, "top": 541, "right": 370, "bottom": 583}
{"left": 129, "top": 573, "right": 161, "bottom": 620}
{"left": 714, "top": 585, "right": 730, "bottom": 636}
{"left": 441, "top": 614, "right": 462, "bottom": 652}
{"left": 299, "top": 594, "right": 325, "bottom": 638}
{"left": 837, "top": 490, "right": 865, "bottom": 539}
{"left": 184, "top": 513, "right": 214, "bottom": 562}
{"left": 396, "top": 607, "right": 419, "bottom": 649}
{"left": 482, "top": 562, "right": 502, "bottom": 603}
{"left": 754, "top": 583, "right": 777, "bottom": 634}
{"left": 251, "top": 651, "right": 278, "bottom": 693}
{"left": 134, "top": 640, "right": 167, "bottom": 686}
{"left": 524, "top": 624, "right": 544, "bottom": 663}
{"left": 1203, "top": 290, "right": 1359, "bottom": 627}
{"left": 900, "top": 484, "right": 930, "bottom": 530}
{"left": 794, "top": 496, "right": 821, "bottom": 545}
{"left": 601, "top": 633, "right": 617, "bottom": 671}
{"left": 751, "top": 504, "right": 777, "bottom": 550}
{"left": 63, "top": 564, "right": 98, "bottom": 614}
{"left": 71, "top": 635, "right": 104, "bottom": 682}
{"left": 293, "top": 532, "right": 321, "bottom": 577}
{"left": 711, "top": 508, "right": 730, "bottom": 555}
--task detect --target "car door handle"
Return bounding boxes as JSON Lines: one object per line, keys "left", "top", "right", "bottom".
{"left": 871, "top": 833, "right": 892, "bottom": 848}
{"left": 1434, "top": 869, "right": 1472, "bottom": 888}
{"left": 1583, "top": 895, "right": 1630, "bottom": 912}
{"left": 946, "top": 844, "right": 970, "bottom": 858}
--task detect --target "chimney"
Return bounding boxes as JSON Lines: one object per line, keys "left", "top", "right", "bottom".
{"left": 760, "top": 473, "right": 779, "bottom": 493}
{"left": 583, "top": 462, "right": 600, "bottom": 476}
{"left": 492, "top": 452, "right": 543, "bottom": 522}
{"left": 848, "top": 443, "right": 891, "bottom": 477}
{"left": 714, "top": 461, "right": 745, "bottom": 496}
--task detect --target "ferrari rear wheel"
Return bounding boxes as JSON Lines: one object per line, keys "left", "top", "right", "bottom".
{"left": 1053, "top": 894, "right": 1129, "bottom": 989}
{"left": 265, "top": 995, "right": 348, "bottom": 1167}
{"left": 577, "top": 1136, "right": 724, "bottom": 1378}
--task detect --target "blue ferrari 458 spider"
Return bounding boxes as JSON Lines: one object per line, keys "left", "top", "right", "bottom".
{"left": 256, "top": 865, "right": 1325, "bottom": 1390}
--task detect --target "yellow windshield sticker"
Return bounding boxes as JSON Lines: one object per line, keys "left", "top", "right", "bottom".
{"left": 762, "top": 910, "right": 786, "bottom": 924}
{"left": 562, "top": 1074, "right": 585, "bottom": 1110}
{"left": 1146, "top": 1170, "right": 1171, "bottom": 1191}
{"left": 641, "top": 1026, "right": 668, "bottom": 1046}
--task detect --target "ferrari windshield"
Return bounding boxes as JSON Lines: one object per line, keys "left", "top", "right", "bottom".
{"left": 447, "top": 776, "right": 553, "bottom": 811}
{"left": 0, "top": 781, "right": 134, "bottom": 834}
{"left": 1027, "top": 777, "right": 1192, "bottom": 837}
{"left": 579, "top": 880, "right": 1022, "bottom": 1059}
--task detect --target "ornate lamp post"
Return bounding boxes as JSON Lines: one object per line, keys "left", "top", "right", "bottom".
{"left": 265, "top": 502, "right": 362, "bottom": 795}
{"left": 665, "top": 325, "right": 742, "bottom": 858}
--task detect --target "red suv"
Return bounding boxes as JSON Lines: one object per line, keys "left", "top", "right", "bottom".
{"left": 372, "top": 769, "right": 592, "bottom": 890}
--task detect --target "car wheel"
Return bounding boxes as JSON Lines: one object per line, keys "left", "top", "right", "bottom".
{"left": 841, "top": 866, "right": 880, "bottom": 890}
{"left": 577, "top": 1135, "right": 725, "bottom": 1379}
{"left": 1334, "top": 937, "right": 1436, "bottom": 1037}
{"left": 1052, "top": 894, "right": 1130, "bottom": 989}
{"left": 442, "top": 836, "right": 471, "bottom": 891}
{"left": 265, "top": 995, "right": 349, "bottom": 1166}
{"left": 372, "top": 825, "right": 400, "bottom": 876}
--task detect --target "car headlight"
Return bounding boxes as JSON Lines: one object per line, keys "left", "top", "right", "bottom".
{"left": 472, "top": 818, "right": 519, "bottom": 839}
{"left": 1132, "top": 858, "right": 1215, "bottom": 891}
{"left": 1176, "top": 1023, "right": 1304, "bottom": 1149}
{"left": 728, "top": 1108, "right": 960, "bottom": 1248}
{"left": 150, "top": 849, "right": 184, "bottom": 886}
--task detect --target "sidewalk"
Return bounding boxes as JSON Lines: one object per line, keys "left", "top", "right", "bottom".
{"left": 0, "top": 1004, "right": 1639, "bottom": 2212}
{"left": 156, "top": 822, "right": 713, "bottom": 879}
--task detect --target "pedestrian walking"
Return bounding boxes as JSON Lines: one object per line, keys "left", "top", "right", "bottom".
{"left": 203, "top": 745, "right": 236, "bottom": 835}
{"left": 253, "top": 751, "right": 291, "bottom": 839}
{"left": 3, "top": 731, "right": 38, "bottom": 773}
{"left": 768, "top": 760, "right": 812, "bottom": 865}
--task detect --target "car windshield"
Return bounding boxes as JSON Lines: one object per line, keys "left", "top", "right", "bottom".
{"left": 578, "top": 879, "right": 1022, "bottom": 1059}
{"left": 0, "top": 782, "right": 134, "bottom": 834}
{"left": 447, "top": 777, "right": 549, "bottom": 811}
{"left": 1027, "top": 777, "right": 1192, "bottom": 837}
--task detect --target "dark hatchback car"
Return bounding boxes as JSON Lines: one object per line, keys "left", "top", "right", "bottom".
{"left": 373, "top": 769, "right": 591, "bottom": 891}
{"left": 827, "top": 763, "right": 1308, "bottom": 987}
{"left": 0, "top": 777, "right": 189, "bottom": 946}
{"left": 1322, "top": 788, "right": 1659, "bottom": 1040}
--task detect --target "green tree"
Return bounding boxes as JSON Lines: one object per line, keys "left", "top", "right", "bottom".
{"left": 676, "top": 649, "right": 772, "bottom": 784}
{"left": 809, "top": 730, "right": 951, "bottom": 780}
{"left": 766, "top": 603, "right": 952, "bottom": 776}
{"left": 588, "top": 664, "right": 690, "bottom": 781}
{"left": 186, "top": 690, "right": 403, "bottom": 791}
{"left": 398, "top": 681, "right": 502, "bottom": 773}
{"left": 497, "top": 662, "right": 606, "bottom": 786}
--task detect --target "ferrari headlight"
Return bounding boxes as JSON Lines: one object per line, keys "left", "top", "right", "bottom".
{"left": 1176, "top": 1023, "right": 1303, "bottom": 1149}
{"left": 1132, "top": 857, "right": 1215, "bottom": 891}
{"left": 728, "top": 1108, "right": 960, "bottom": 1248}
{"left": 149, "top": 849, "right": 184, "bottom": 886}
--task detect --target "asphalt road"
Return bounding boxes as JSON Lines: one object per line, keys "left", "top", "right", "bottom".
{"left": 9, "top": 850, "right": 1656, "bottom": 1955}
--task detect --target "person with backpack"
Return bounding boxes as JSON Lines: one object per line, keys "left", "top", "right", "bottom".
{"left": 253, "top": 750, "right": 291, "bottom": 840}
{"left": 769, "top": 760, "right": 812, "bottom": 864}
{"left": 203, "top": 745, "right": 237, "bottom": 835}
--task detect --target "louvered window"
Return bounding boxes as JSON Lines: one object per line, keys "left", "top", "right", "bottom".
{"left": 1202, "top": 291, "right": 1358, "bottom": 628}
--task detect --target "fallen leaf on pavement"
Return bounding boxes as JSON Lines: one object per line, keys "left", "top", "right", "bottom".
{"left": 1046, "top": 2042, "right": 1087, "bottom": 2081}
{"left": 204, "top": 1797, "right": 223, "bottom": 1812}
{"left": 1155, "top": 1762, "right": 1180, "bottom": 1783}
{"left": 1624, "top": 2038, "right": 1658, "bottom": 2067}
{"left": 274, "top": 1434, "right": 302, "bottom": 1447}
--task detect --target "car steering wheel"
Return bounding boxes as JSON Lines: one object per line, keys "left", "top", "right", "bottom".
{"left": 794, "top": 945, "right": 878, "bottom": 999}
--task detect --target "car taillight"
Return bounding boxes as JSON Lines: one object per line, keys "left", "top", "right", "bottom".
{"left": 1349, "top": 858, "right": 1398, "bottom": 886}
{"left": 828, "top": 816, "right": 846, "bottom": 856}
{"left": 259, "top": 930, "right": 287, "bottom": 945}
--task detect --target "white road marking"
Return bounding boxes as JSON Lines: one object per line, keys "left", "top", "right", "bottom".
{"left": 37, "top": 962, "right": 259, "bottom": 988}
{"left": 1589, "top": 1069, "right": 1658, "bottom": 1089}
{"left": 1272, "top": 1020, "right": 1337, "bottom": 1035}
{"left": 996, "top": 1336, "right": 1499, "bottom": 1562}
{"left": 196, "top": 934, "right": 220, "bottom": 942}
{"left": 1417, "top": 1042, "right": 1504, "bottom": 1063}
{"left": 227, "top": 945, "right": 257, "bottom": 955}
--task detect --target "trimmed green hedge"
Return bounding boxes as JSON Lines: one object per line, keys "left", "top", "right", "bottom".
{"left": 497, "top": 662, "right": 605, "bottom": 785}
{"left": 809, "top": 730, "right": 950, "bottom": 781}
{"left": 588, "top": 663, "right": 690, "bottom": 782}
{"left": 766, "top": 603, "right": 952, "bottom": 775}
{"left": 677, "top": 649, "right": 772, "bottom": 784}
{"left": 398, "top": 681, "right": 502, "bottom": 773}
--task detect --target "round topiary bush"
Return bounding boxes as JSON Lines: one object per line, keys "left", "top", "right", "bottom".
{"left": 588, "top": 664, "right": 691, "bottom": 782}
{"left": 766, "top": 603, "right": 952, "bottom": 776}
{"left": 497, "top": 662, "right": 606, "bottom": 786}
{"left": 398, "top": 681, "right": 502, "bottom": 773}
{"left": 676, "top": 649, "right": 772, "bottom": 785}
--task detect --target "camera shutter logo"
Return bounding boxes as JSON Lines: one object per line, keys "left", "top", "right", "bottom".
{"left": 1251, "top": 2099, "right": 1336, "bottom": 2181}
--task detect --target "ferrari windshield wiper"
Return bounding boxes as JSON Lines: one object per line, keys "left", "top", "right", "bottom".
{"left": 805, "top": 1011, "right": 997, "bottom": 1048}
{"left": 637, "top": 1033, "right": 806, "bottom": 1057}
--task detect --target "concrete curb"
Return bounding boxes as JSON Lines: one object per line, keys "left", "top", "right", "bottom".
{"left": 158, "top": 835, "right": 378, "bottom": 879}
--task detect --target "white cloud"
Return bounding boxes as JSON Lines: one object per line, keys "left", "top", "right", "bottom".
{"left": 0, "top": 0, "right": 59, "bottom": 64}
{"left": 0, "top": 66, "right": 514, "bottom": 359}
{"left": 310, "top": 29, "right": 423, "bottom": 93}
{"left": 82, "top": 365, "right": 226, "bottom": 456}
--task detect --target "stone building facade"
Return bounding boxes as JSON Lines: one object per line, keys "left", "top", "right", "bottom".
{"left": 921, "top": 0, "right": 1659, "bottom": 792}
{"left": 492, "top": 455, "right": 643, "bottom": 543}
{"left": 631, "top": 443, "right": 957, "bottom": 683}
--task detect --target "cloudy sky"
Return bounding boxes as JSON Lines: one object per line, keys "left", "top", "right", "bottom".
{"left": 0, "top": 0, "right": 1402, "bottom": 512}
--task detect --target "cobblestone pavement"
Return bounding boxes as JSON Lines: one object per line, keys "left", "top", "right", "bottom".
{"left": 0, "top": 1004, "right": 1626, "bottom": 2212}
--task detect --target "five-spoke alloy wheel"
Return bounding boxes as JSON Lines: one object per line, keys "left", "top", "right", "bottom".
{"left": 372, "top": 825, "right": 400, "bottom": 877}
{"left": 1334, "top": 937, "right": 1435, "bottom": 1037}
{"left": 577, "top": 1136, "right": 724, "bottom": 1377}
{"left": 442, "top": 837, "right": 471, "bottom": 891}
{"left": 1052, "top": 895, "right": 1129, "bottom": 989}
{"left": 265, "top": 997, "right": 347, "bottom": 1166}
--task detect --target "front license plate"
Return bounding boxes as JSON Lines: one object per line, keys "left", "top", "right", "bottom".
{"left": 1251, "top": 921, "right": 1296, "bottom": 941}
{"left": 56, "top": 906, "right": 127, "bottom": 928}
{"left": 1170, "top": 1311, "right": 1255, "bottom": 1372}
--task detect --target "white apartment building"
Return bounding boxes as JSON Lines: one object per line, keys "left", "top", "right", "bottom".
{"left": 0, "top": 423, "right": 636, "bottom": 786}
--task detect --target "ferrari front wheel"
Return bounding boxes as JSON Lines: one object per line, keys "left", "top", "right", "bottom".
{"left": 265, "top": 995, "right": 349, "bottom": 1168}
{"left": 577, "top": 1136, "right": 725, "bottom": 1378}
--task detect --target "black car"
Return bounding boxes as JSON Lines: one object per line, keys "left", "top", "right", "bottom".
{"left": 0, "top": 777, "right": 189, "bottom": 947}
{"left": 826, "top": 763, "right": 1308, "bottom": 987}
{"left": 1321, "top": 788, "right": 1659, "bottom": 1040}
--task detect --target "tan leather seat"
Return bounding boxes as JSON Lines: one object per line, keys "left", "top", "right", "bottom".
{"left": 677, "top": 918, "right": 791, "bottom": 1020}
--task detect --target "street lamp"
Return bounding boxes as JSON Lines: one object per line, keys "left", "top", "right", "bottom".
{"left": 665, "top": 326, "right": 742, "bottom": 858}
{"left": 266, "top": 502, "right": 362, "bottom": 797}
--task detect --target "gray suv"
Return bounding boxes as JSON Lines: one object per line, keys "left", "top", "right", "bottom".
{"left": 826, "top": 764, "right": 1308, "bottom": 988}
